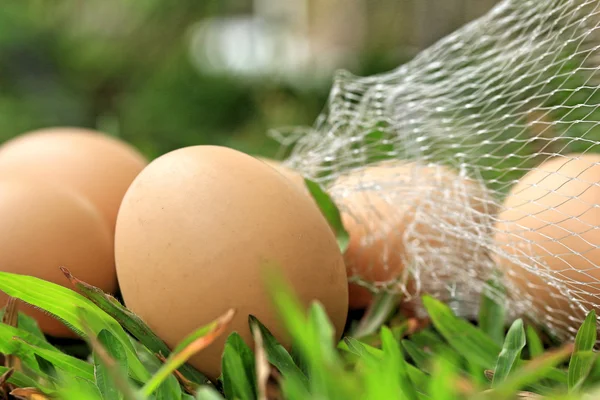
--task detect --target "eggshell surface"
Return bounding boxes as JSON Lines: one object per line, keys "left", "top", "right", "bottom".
{"left": 330, "top": 160, "right": 496, "bottom": 309}
{"left": 0, "top": 178, "right": 115, "bottom": 337}
{"left": 115, "top": 145, "right": 348, "bottom": 381}
{"left": 0, "top": 127, "right": 148, "bottom": 234}
{"left": 493, "top": 153, "right": 600, "bottom": 334}
{"left": 256, "top": 157, "right": 308, "bottom": 192}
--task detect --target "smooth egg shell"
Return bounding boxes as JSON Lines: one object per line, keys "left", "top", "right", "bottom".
{"left": 0, "top": 178, "right": 115, "bottom": 337}
{"left": 0, "top": 127, "right": 148, "bottom": 234}
{"left": 115, "top": 145, "right": 348, "bottom": 381}
{"left": 330, "top": 159, "right": 496, "bottom": 309}
{"left": 493, "top": 153, "right": 600, "bottom": 335}
{"left": 255, "top": 157, "right": 308, "bottom": 193}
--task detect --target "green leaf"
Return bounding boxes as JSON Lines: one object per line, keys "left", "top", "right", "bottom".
{"left": 381, "top": 326, "right": 419, "bottom": 400}
{"left": 307, "top": 302, "right": 339, "bottom": 364}
{"left": 0, "top": 323, "right": 57, "bottom": 371}
{"left": 290, "top": 346, "right": 310, "bottom": 380}
{"left": 340, "top": 337, "right": 383, "bottom": 359}
{"left": 492, "top": 319, "right": 526, "bottom": 387}
{"left": 0, "top": 308, "right": 46, "bottom": 341}
{"left": 478, "top": 280, "right": 506, "bottom": 346}
{"left": 493, "top": 344, "right": 574, "bottom": 399}
{"left": 14, "top": 337, "right": 94, "bottom": 381}
{"left": 80, "top": 316, "right": 141, "bottom": 400}
{"left": 351, "top": 292, "right": 398, "bottom": 339}
{"left": 409, "top": 330, "right": 446, "bottom": 350}
{"left": 568, "top": 310, "right": 598, "bottom": 392}
{"left": 0, "top": 366, "right": 43, "bottom": 389}
{"left": 0, "top": 272, "right": 150, "bottom": 382}
{"left": 36, "top": 353, "right": 58, "bottom": 378}
{"left": 359, "top": 319, "right": 411, "bottom": 346}
{"left": 95, "top": 330, "right": 128, "bottom": 400}
{"left": 568, "top": 351, "right": 597, "bottom": 392}
{"left": 402, "top": 340, "right": 431, "bottom": 372}
{"left": 140, "top": 309, "right": 234, "bottom": 398}
{"left": 195, "top": 386, "right": 226, "bottom": 400}
{"left": 405, "top": 364, "right": 431, "bottom": 397}
{"left": 304, "top": 178, "right": 349, "bottom": 252}
{"left": 526, "top": 326, "right": 544, "bottom": 359}
{"left": 62, "top": 267, "right": 208, "bottom": 385}
{"left": 53, "top": 372, "right": 103, "bottom": 400}
{"left": 280, "top": 373, "right": 312, "bottom": 400}
{"left": 128, "top": 339, "right": 186, "bottom": 399}
{"left": 222, "top": 333, "right": 256, "bottom": 400}
{"left": 222, "top": 345, "right": 254, "bottom": 400}
{"left": 248, "top": 317, "right": 308, "bottom": 389}
{"left": 428, "top": 352, "right": 463, "bottom": 400}
{"left": 422, "top": 295, "right": 501, "bottom": 369}
{"left": 153, "top": 376, "right": 183, "bottom": 400}
{"left": 264, "top": 269, "right": 358, "bottom": 399}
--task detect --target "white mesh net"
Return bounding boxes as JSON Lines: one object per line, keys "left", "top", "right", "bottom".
{"left": 270, "top": 0, "right": 600, "bottom": 341}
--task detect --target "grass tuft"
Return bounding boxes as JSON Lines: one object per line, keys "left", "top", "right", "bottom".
{"left": 0, "top": 267, "right": 598, "bottom": 399}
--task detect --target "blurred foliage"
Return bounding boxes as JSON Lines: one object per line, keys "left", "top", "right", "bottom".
{"left": 0, "top": 1, "right": 408, "bottom": 161}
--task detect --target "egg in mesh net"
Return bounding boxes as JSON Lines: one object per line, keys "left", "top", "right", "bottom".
{"left": 268, "top": 0, "right": 600, "bottom": 341}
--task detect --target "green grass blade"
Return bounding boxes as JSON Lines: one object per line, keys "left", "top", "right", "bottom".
{"left": 289, "top": 346, "right": 310, "bottom": 381}
{"left": 478, "top": 280, "right": 506, "bottom": 346}
{"left": 0, "top": 324, "right": 58, "bottom": 353}
{"left": 304, "top": 178, "right": 349, "bottom": 252}
{"left": 248, "top": 316, "right": 308, "bottom": 389}
{"left": 141, "top": 309, "right": 235, "bottom": 398}
{"left": 492, "top": 319, "right": 526, "bottom": 387}
{"left": 128, "top": 340, "right": 186, "bottom": 399}
{"left": 0, "top": 366, "right": 43, "bottom": 389}
{"left": 51, "top": 372, "right": 103, "bottom": 400}
{"left": 36, "top": 353, "right": 58, "bottom": 379}
{"left": 0, "top": 272, "right": 103, "bottom": 337}
{"left": 222, "top": 332, "right": 258, "bottom": 400}
{"left": 94, "top": 330, "right": 128, "bottom": 400}
{"left": 428, "top": 352, "right": 464, "bottom": 400}
{"left": 351, "top": 292, "right": 398, "bottom": 339}
{"left": 280, "top": 373, "right": 312, "bottom": 400}
{"left": 221, "top": 333, "right": 256, "bottom": 400}
{"left": 493, "top": 344, "right": 574, "bottom": 399}
{"left": 568, "top": 310, "right": 597, "bottom": 392}
{"left": 14, "top": 337, "right": 94, "bottom": 381}
{"left": 0, "top": 323, "right": 58, "bottom": 371}
{"left": 265, "top": 270, "right": 357, "bottom": 399}
{"left": 308, "top": 302, "right": 340, "bottom": 365}
{"left": 409, "top": 330, "right": 448, "bottom": 351}
{"left": 153, "top": 376, "right": 183, "bottom": 400}
{"left": 341, "top": 337, "right": 384, "bottom": 359}
{"left": 0, "top": 272, "right": 150, "bottom": 382}
{"left": 0, "top": 308, "right": 46, "bottom": 341}
{"left": 81, "top": 318, "right": 141, "bottom": 400}
{"left": 61, "top": 267, "right": 209, "bottom": 385}
{"left": 569, "top": 351, "right": 597, "bottom": 392}
{"left": 526, "top": 326, "right": 544, "bottom": 359}
{"left": 422, "top": 295, "right": 500, "bottom": 369}
{"left": 381, "top": 326, "right": 419, "bottom": 400}
{"left": 358, "top": 318, "right": 411, "bottom": 347}
{"left": 405, "top": 364, "right": 431, "bottom": 396}
{"left": 195, "top": 386, "right": 226, "bottom": 400}
{"left": 402, "top": 340, "right": 431, "bottom": 372}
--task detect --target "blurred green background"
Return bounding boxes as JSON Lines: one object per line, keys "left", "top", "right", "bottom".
{"left": 0, "top": 0, "right": 498, "bottom": 161}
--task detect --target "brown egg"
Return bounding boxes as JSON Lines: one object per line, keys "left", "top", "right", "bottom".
{"left": 330, "top": 159, "right": 496, "bottom": 310}
{"left": 493, "top": 153, "right": 600, "bottom": 337}
{"left": 115, "top": 145, "right": 348, "bottom": 381}
{"left": 0, "top": 127, "right": 148, "bottom": 235}
{"left": 255, "top": 157, "right": 308, "bottom": 192}
{"left": 0, "top": 177, "right": 115, "bottom": 337}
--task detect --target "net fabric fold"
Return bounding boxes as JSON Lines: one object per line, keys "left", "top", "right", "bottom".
{"left": 271, "top": 0, "right": 600, "bottom": 340}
